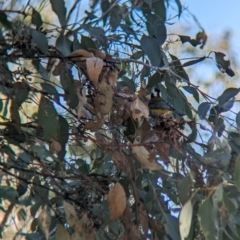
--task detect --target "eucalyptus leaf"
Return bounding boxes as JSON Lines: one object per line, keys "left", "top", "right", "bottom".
{"left": 50, "top": 0, "right": 66, "bottom": 27}
{"left": 236, "top": 112, "right": 240, "bottom": 128}
{"left": 56, "top": 33, "right": 72, "bottom": 56}
{"left": 109, "top": 5, "right": 121, "bottom": 30}
{"left": 140, "top": 35, "right": 161, "bottom": 66}
{"left": 234, "top": 156, "right": 240, "bottom": 191}
{"left": 177, "top": 176, "right": 192, "bottom": 205}
{"left": 198, "top": 102, "right": 211, "bottom": 119}
{"left": 147, "top": 72, "right": 162, "bottom": 89}
{"left": 0, "top": 12, "right": 12, "bottom": 29}
{"left": 182, "top": 86, "right": 199, "bottom": 103}
{"left": 218, "top": 88, "right": 240, "bottom": 106}
{"left": 31, "top": 8, "right": 43, "bottom": 30}
{"left": 101, "top": 0, "right": 110, "bottom": 25}
{"left": 198, "top": 197, "right": 216, "bottom": 240}
{"left": 182, "top": 57, "right": 206, "bottom": 67}
{"left": 41, "top": 83, "right": 59, "bottom": 102}
{"left": 0, "top": 186, "right": 19, "bottom": 203}
{"left": 37, "top": 97, "right": 59, "bottom": 140}
{"left": 81, "top": 35, "right": 97, "bottom": 49}
{"left": 31, "top": 29, "right": 48, "bottom": 54}
{"left": 179, "top": 199, "right": 193, "bottom": 240}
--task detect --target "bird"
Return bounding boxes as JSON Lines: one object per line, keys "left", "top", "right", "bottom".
{"left": 148, "top": 88, "right": 185, "bottom": 116}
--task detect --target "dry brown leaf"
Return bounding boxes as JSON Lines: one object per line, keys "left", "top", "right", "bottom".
{"left": 63, "top": 201, "right": 78, "bottom": 228}
{"left": 85, "top": 120, "right": 103, "bottom": 132}
{"left": 68, "top": 50, "right": 93, "bottom": 77}
{"left": 86, "top": 57, "right": 104, "bottom": 86}
{"left": 96, "top": 81, "right": 113, "bottom": 115}
{"left": 139, "top": 204, "right": 148, "bottom": 235}
{"left": 128, "top": 225, "right": 142, "bottom": 240}
{"left": 55, "top": 224, "right": 70, "bottom": 240}
{"left": 75, "top": 212, "right": 94, "bottom": 234}
{"left": 88, "top": 48, "right": 106, "bottom": 59}
{"left": 132, "top": 138, "right": 163, "bottom": 171}
{"left": 108, "top": 182, "right": 127, "bottom": 220}
{"left": 38, "top": 208, "right": 51, "bottom": 239}
{"left": 155, "top": 142, "right": 170, "bottom": 160}
{"left": 46, "top": 57, "right": 57, "bottom": 72}
{"left": 49, "top": 139, "right": 62, "bottom": 153}
{"left": 111, "top": 150, "right": 127, "bottom": 169}
{"left": 68, "top": 49, "right": 94, "bottom": 59}
{"left": 75, "top": 82, "right": 87, "bottom": 118}
{"left": 137, "top": 82, "right": 148, "bottom": 98}
{"left": 130, "top": 97, "right": 149, "bottom": 121}
{"left": 135, "top": 119, "right": 151, "bottom": 140}
{"left": 107, "top": 69, "right": 118, "bottom": 87}
{"left": 52, "top": 61, "right": 66, "bottom": 76}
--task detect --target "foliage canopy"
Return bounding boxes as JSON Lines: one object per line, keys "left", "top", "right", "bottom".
{"left": 0, "top": 0, "right": 239, "bottom": 239}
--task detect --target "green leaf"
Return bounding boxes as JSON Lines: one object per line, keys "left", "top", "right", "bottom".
{"left": 50, "top": 0, "right": 66, "bottom": 27}
{"left": 185, "top": 124, "right": 197, "bottom": 143}
{"left": 146, "top": 72, "right": 162, "bottom": 89}
{"left": 38, "top": 97, "right": 59, "bottom": 141}
{"left": 182, "top": 86, "right": 199, "bottom": 103}
{"left": 198, "top": 197, "right": 216, "bottom": 240}
{"left": 218, "top": 100, "right": 234, "bottom": 113}
{"left": 182, "top": 57, "right": 206, "bottom": 67}
{"left": 31, "top": 30, "right": 48, "bottom": 54}
{"left": 81, "top": 35, "right": 97, "bottom": 49}
{"left": 0, "top": 186, "right": 19, "bottom": 203}
{"left": 56, "top": 115, "right": 69, "bottom": 146}
{"left": 101, "top": 0, "right": 110, "bottom": 25}
{"left": 177, "top": 176, "right": 192, "bottom": 205}
{"left": 234, "top": 156, "right": 240, "bottom": 191}
{"left": 170, "top": 54, "right": 189, "bottom": 82}
{"left": 218, "top": 88, "right": 240, "bottom": 106}
{"left": 120, "top": 24, "right": 137, "bottom": 38}
{"left": 32, "top": 60, "right": 50, "bottom": 81}
{"left": 0, "top": 99, "right": 3, "bottom": 112}
{"left": 203, "top": 146, "right": 231, "bottom": 168}
{"left": 21, "top": 233, "right": 42, "bottom": 240}
{"left": 56, "top": 33, "right": 72, "bottom": 56}
{"left": 31, "top": 8, "right": 43, "bottom": 30}
{"left": 109, "top": 5, "right": 121, "bottom": 30}
{"left": 223, "top": 193, "right": 237, "bottom": 214}
{"left": 131, "top": 51, "right": 143, "bottom": 60}
{"left": 146, "top": 14, "right": 166, "bottom": 45}
{"left": 152, "top": 0, "right": 166, "bottom": 21}
{"left": 212, "top": 184, "right": 223, "bottom": 208}
{"left": 41, "top": 83, "right": 59, "bottom": 102}
{"left": 198, "top": 102, "right": 211, "bottom": 119}
{"left": 236, "top": 112, "right": 240, "bottom": 128}
{"left": 140, "top": 35, "right": 161, "bottom": 66}
{"left": 82, "top": 26, "right": 107, "bottom": 48}
{"left": 60, "top": 71, "right": 79, "bottom": 108}
{"left": 73, "top": 34, "right": 82, "bottom": 51}
{"left": 0, "top": 12, "right": 12, "bottom": 29}
{"left": 179, "top": 199, "right": 193, "bottom": 240}
{"left": 14, "top": 84, "right": 29, "bottom": 106}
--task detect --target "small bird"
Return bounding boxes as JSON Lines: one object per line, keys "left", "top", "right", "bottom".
{"left": 148, "top": 88, "right": 185, "bottom": 116}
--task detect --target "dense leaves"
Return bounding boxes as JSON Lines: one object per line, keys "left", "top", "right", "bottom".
{"left": 0, "top": 0, "right": 238, "bottom": 239}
